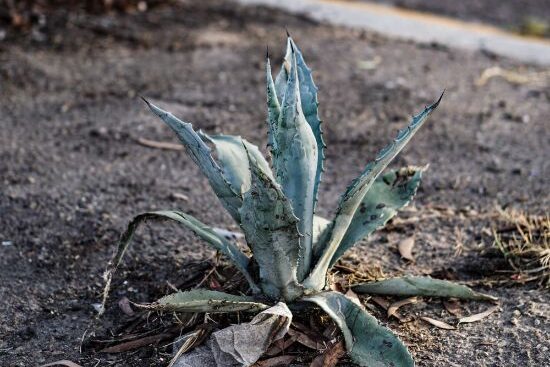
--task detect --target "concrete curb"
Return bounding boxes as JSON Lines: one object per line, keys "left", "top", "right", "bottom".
{"left": 237, "top": 0, "right": 550, "bottom": 66}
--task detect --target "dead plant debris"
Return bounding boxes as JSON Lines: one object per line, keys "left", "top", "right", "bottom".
{"left": 458, "top": 306, "right": 499, "bottom": 324}
{"left": 491, "top": 208, "right": 549, "bottom": 287}
{"left": 420, "top": 316, "right": 456, "bottom": 330}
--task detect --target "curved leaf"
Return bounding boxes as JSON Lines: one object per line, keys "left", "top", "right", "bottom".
{"left": 139, "top": 289, "right": 269, "bottom": 313}
{"left": 305, "top": 93, "right": 443, "bottom": 291}
{"left": 274, "top": 36, "right": 326, "bottom": 209}
{"left": 274, "top": 37, "right": 292, "bottom": 104}
{"left": 288, "top": 37, "right": 325, "bottom": 208}
{"left": 100, "top": 210, "right": 259, "bottom": 315}
{"left": 312, "top": 215, "right": 331, "bottom": 249}
{"left": 273, "top": 46, "right": 318, "bottom": 281}
{"left": 239, "top": 148, "right": 303, "bottom": 301}
{"left": 199, "top": 132, "right": 273, "bottom": 194}
{"left": 143, "top": 99, "right": 241, "bottom": 221}
{"left": 353, "top": 276, "right": 498, "bottom": 301}
{"left": 304, "top": 291, "right": 414, "bottom": 367}
{"left": 327, "top": 166, "right": 425, "bottom": 266}
{"left": 266, "top": 55, "right": 281, "bottom": 154}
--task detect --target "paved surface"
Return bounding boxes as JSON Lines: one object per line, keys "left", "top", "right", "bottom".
{"left": 237, "top": 0, "right": 550, "bottom": 65}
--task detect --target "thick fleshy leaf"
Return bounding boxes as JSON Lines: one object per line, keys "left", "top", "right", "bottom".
{"left": 143, "top": 99, "right": 241, "bottom": 221}
{"left": 304, "top": 292, "right": 414, "bottom": 367}
{"left": 272, "top": 47, "right": 318, "bottom": 281}
{"left": 239, "top": 149, "right": 304, "bottom": 301}
{"left": 274, "top": 37, "right": 326, "bottom": 209}
{"left": 274, "top": 37, "right": 292, "bottom": 104}
{"left": 288, "top": 37, "right": 325, "bottom": 207}
{"left": 353, "top": 276, "right": 498, "bottom": 301}
{"left": 100, "top": 210, "right": 259, "bottom": 315}
{"left": 312, "top": 215, "right": 331, "bottom": 249}
{"left": 199, "top": 132, "right": 273, "bottom": 194}
{"left": 266, "top": 55, "right": 281, "bottom": 154}
{"left": 326, "top": 166, "right": 424, "bottom": 266}
{"left": 304, "top": 93, "right": 443, "bottom": 291}
{"left": 139, "top": 289, "right": 269, "bottom": 313}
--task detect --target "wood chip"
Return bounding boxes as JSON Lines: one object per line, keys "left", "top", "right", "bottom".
{"left": 420, "top": 316, "right": 456, "bottom": 330}
{"left": 458, "top": 306, "right": 499, "bottom": 324}
{"left": 254, "top": 355, "right": 297, "bottom": 367}
{"left": 310, "top": 341, "right": 346, "bottom": 367}
{"left": 443, "top": 299, "right": 463, "bottom": 317}
{"left": 387, "top": 297, "right": 418, "bottom": 318}
{"left": 398, "top": 236, "right": 415, "bottom": 261}
{"left": 136, "top": 137, "right": 183, "bottom": 151}
{"left": 39, "top": 361, "right": 83, "bottom": 367}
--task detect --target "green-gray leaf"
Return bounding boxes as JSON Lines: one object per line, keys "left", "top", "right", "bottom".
{"left": 143, "top": 99, "right": 241, "bottom": 222}
{"left": 140, "top": 289, "right": 269, "bottom": 313}
{"left": 304, "top": 291, "right": 414, "bottom": 367}
{"left": 273, "top": 47, "right": 318, "bottom": 281}
{"left": 274, "top": 37, "right": 292, "bottom": 104}
{"left": 312, "top": 215, "right": 331, "bottom": 249}
{"left": 288, "top": 37, "right": 325, "bottom": 208}
{"left": 266, "top": 55, "right": 281, "bottom": 155}
{"left": 353, "top": 276, "right": 498, "bottom": 301}
{"left": 239, "top": 148, "right": 304, "bottom": 301}
{"left": 100, "top": 210, "right": 259, "bottom": 315}
{"left": 199, "top": 132, "right": 273, "bottom": 194}
{"left": 274, "top": 37, "right": 326, "bottom": 209}
{"left": 305, "top": 93, "right": 443, "bottom": 291}
{"left": 326, "top": 166, "right": 424, "bottom": 266}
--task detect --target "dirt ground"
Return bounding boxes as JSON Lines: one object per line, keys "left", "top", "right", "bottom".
{"left": 1, "top": 0, "right": 549, "bottom": 366}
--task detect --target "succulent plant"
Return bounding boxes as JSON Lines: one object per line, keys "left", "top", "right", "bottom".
{"left": 101, "top": 36, "right": 496, "bottom": 366}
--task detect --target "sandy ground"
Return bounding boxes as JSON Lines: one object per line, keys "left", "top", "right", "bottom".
{"left": 0, "top": 0, "right": 549, "bottom": 366}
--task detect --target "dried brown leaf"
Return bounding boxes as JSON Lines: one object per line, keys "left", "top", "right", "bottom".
{"left": 443, "top": 299, "right": 463, "bottom": 316}
{"left": 101, "top": 332, "right": 171, "bottom": 353}
{"left": 310, "top": 341, "right": 346, "bottom": 367}
{"left": 458, "top": 306, "right": 499, "bottom": 324}
{"left": 398, "top": 236, "right": 415, "bottom": 261}
{"left": 387, "top": 297, "right": 418, "bottom": 318}
{"left": 370, "top": 296, "right": 407, "bottom": 322}
{"left": 39, "top": 361, "right": 83, "bottom": 367}
{"left": 370, "top": 296, "right": 390, "bottom": 310}
{"left": 168, "top": 327, "right": 210, "bottom": 367}
{"left": 136, "top": 137, "right": 183, "bottom": 151}
{"left": 254, "top": 355, "right": 297, "bottom": 367}
{"left": 420, "top": 316, "right": 456, "bottom": 330}
{"left": 287, "top": 328, "right": 326, "bottom": 350}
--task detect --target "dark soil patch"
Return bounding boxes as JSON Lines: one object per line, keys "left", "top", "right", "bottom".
{"left": 1, "top": 0, "right": 549, "bottom": 366}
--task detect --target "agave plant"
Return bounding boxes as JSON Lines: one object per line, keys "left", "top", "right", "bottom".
{"left": 101, "top": 36, "right": 496, "bottom": 366}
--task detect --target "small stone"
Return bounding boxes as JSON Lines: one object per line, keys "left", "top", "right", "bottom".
{"left": 2, "top": 240, "right": 12, "bottom": 246}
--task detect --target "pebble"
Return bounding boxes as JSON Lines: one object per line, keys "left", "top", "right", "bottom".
{"left": 2, "top": 240, "right": 12, "bottom": 246}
